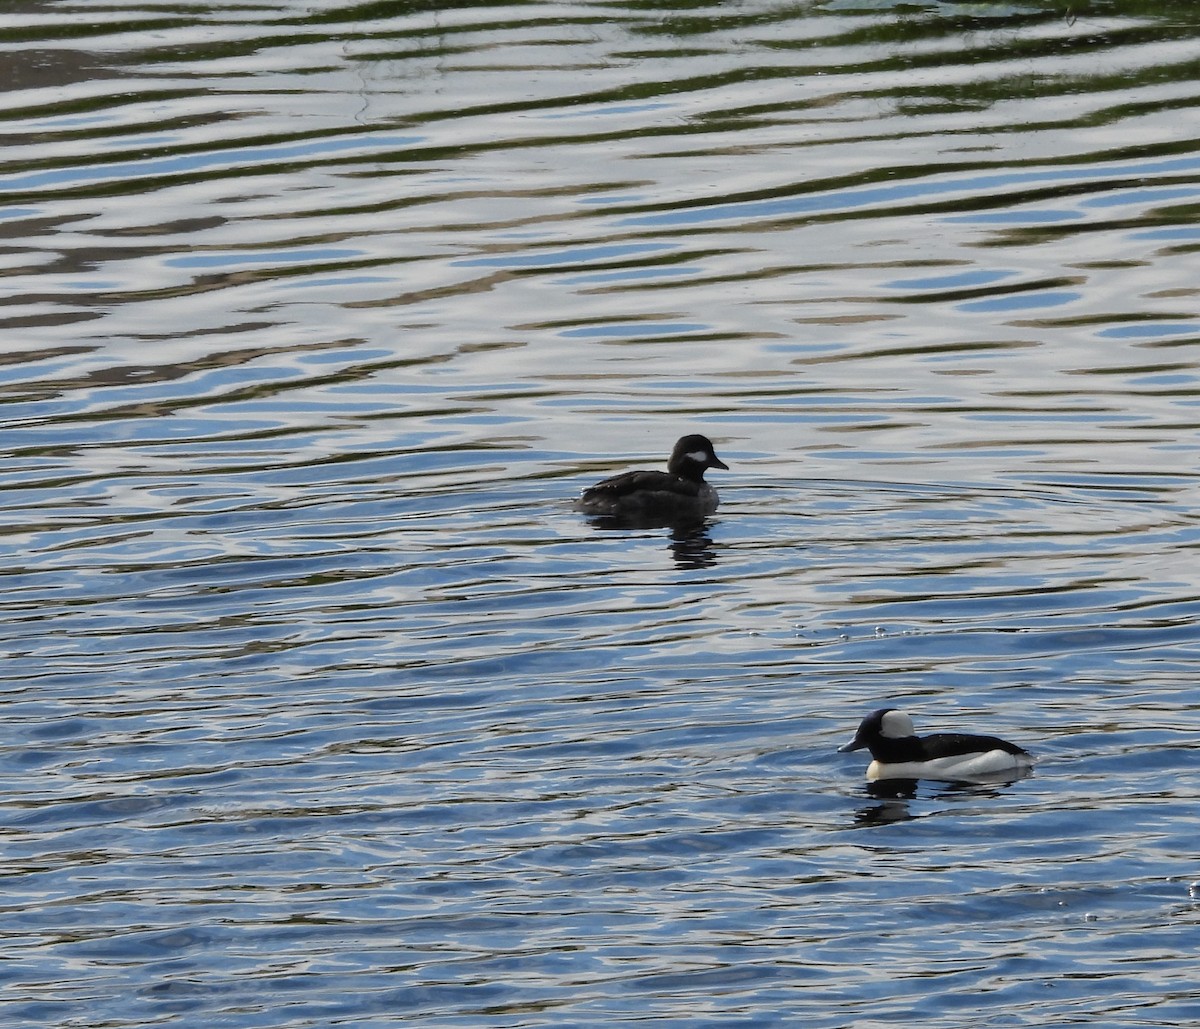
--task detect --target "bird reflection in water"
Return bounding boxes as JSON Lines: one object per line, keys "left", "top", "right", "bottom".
{"left": 582, "top": 514, "right": 718, "bottom": 569}
{"left": 668, "top": 521, "right": 717, "bottom": 569}
{"left": 851, "top": 779, "right": 920, "bottom": 827}
{"left": 850, "top": 777, "right": 1022, "bottom": 828}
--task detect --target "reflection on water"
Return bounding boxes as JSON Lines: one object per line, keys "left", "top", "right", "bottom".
{"left": 853, "top": 788, "right": 922, "bottom": 827}
{"left": 3, "top": 2, "right": 1200, "bottom": 1027}
{"left": 668, "top": 523, "right": 719, "bottom": 569}
{"left": 851, "top": 774, "right": 1033, "bottom": 827}
{"left": 581, "top": 518, "right": 720, "bottom": 568}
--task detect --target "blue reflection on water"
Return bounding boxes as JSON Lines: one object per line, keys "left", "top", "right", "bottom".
{"left": 1097, "top": 322, "right": 1197, "bottom": 338}
{"left": 883, "top": 269, "right": 1013, "bottom": 290}
{"left": 0, "top": 134, "right": 424, "bottom": 191}
{"left": 958, "top": 290, "right": 1079, "bottom": 312}
{"left": 619, "top": 155, "right": 1200, "bottom": 227}
{"left": 167, "top": 249, "right": 364, "bottom": 268}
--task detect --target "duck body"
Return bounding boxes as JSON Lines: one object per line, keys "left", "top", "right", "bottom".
{"left": 576, "top": 434, "right": 728, "bottom": 525}
{"left": 839, "top": 708, "right": 1032, "bottom": 783}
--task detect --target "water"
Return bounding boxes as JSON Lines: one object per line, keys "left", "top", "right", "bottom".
{"left": 3, "top": 1, "right": 1200, "bottom": 1025}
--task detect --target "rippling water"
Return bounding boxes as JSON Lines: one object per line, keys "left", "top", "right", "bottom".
{"left": 3, "top": 1, "right": 1200, "bottom": 1026}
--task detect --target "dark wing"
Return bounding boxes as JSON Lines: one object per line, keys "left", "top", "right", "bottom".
{"left": 922, "top": 733, "right": 1029, "bottom": 759}
{"left": 581, "top": 470, "right": 700, "bottom": 502}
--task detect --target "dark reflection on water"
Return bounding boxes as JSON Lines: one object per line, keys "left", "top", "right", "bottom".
{"left": 2, "top": 1, "right": 1200, "bottom": 1027}
{"left": 582, "top": 518, "right": 720, "bottom": 568}
{"left": 852, "top": 790, "right": 921, "bottom": 827}
{"left": 668, "top": 522, "right": 719, "bottom": 569}
{"left": 850, "top": 774, "right": 1032, "bottom": 826}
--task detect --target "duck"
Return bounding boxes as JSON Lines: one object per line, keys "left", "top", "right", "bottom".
{"left": 576, "top": 434, "right": 728, "bottom": 525}
{"left": 838, "top": 708, "right": 1032, "bottom": 783}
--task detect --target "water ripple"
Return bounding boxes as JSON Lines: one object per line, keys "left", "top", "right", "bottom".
{"left": 3, "top": 2, "right": 1200, "bottom": 1027}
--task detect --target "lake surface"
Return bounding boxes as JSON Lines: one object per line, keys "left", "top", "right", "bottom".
{"left": 2, "top": 1, "right": 1200, "bottom": 1026}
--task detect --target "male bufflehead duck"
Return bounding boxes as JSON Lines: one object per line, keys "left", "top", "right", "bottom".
{"left": 839, "top": 708, "right": 1032, "bottom": 783}
{"left": 576, "top": 434, "right": 728, "bottom": 524}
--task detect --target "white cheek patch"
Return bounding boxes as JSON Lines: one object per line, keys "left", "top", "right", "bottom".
{"left": 880, "top": 710, "right": 915, "bottom": 739}
{"left": 686, "top": 450, "right": 709, "bottom": 463}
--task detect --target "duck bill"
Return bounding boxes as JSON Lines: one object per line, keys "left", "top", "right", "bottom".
{"left": 711, "top": 457, "right": 729, "bottom": 470}
{"left": 838, "top": 736, "right": 866, "bottom": 753}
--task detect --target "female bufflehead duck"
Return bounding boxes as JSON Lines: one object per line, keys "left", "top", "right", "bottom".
{"left": 839, "top": 708, "right": 1032, "bottom": 782}
{"left": 576, "top": 434, "right": 728, "bottom": 524}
